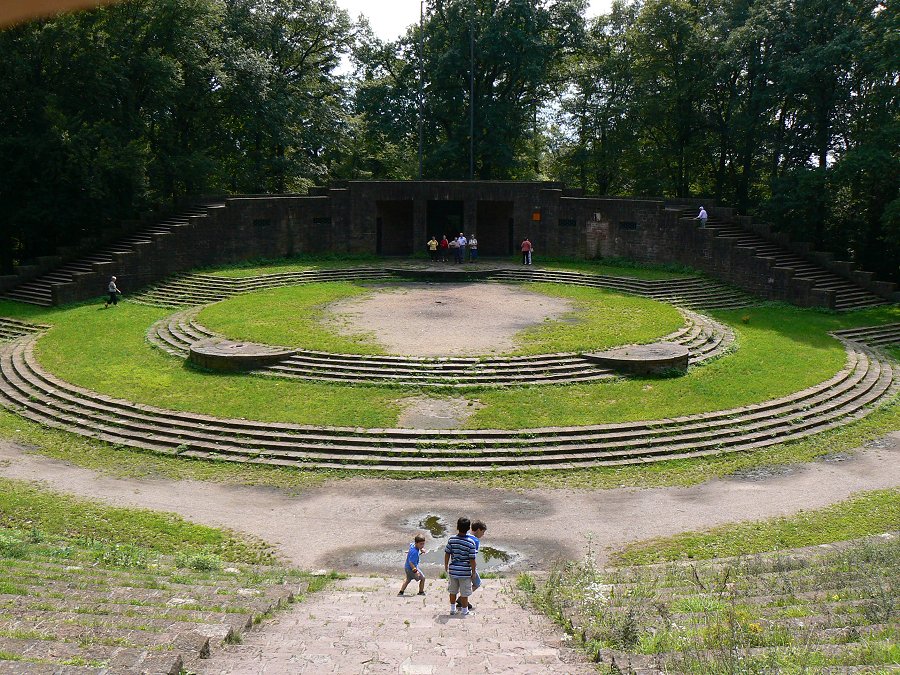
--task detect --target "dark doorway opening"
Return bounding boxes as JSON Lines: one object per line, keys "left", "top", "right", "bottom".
{"left": 376, "top": 200, "right": 414, "bottom": 255}
{"left": 426, "top": 200, "right": 464, "bottom": 241}
{"left": 476, "top": 201, "right": 514, "bottom": 256}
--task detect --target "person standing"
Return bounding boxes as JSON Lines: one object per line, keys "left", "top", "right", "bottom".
{"left": 697, "top": 206, "right": 708, "bottom": 228}
{"left": 427, "top": 235, "right": 439, "bottom": 262}
{"left": 445, "top": 517, "right": 477, "bottom": 616}
{"left": 468, "top": 234, "right": 478, "bottom": 262}
{"left": 521, "top": 237, "right": 533, "bottom": 265}
{"left": 439, "top": 235, "right": 450, "bottom": 262}
{"left": 458, "top": 520, "right": 486, "bottom": 611}
{"left": 449, "top": 235, "right": 460, "bottom": 263}
{"left": 104, "top": 276, "right": 121, "bottom": 308}
{"left": 456, "top": 233, "right": 467, "bottom": 264}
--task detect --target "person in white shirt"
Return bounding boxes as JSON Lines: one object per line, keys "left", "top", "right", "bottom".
{"left": 697, "top": 206, "right": 708, "bottom": 228}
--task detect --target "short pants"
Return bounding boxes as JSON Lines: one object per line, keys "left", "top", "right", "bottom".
{"left": 447, "top": 576, "right": 474, "bottom": 597}
{"left": 405, "top": 567, "right": 424, "bottom": 582}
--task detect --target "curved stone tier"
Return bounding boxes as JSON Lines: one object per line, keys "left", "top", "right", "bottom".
{"left": 0, "top": 318, "right": 50, "bottom": 342}
{"left": 131, "top": 267, "right": 756, "bottom": 310}
{"left": 832, "top": 323, "right": 900, "bottom": 348}
{"left": 0, "top": 333, "right": 895, "bottom": 472}
{"left": 148, "top": 308, "right": 734, "bottom": 387}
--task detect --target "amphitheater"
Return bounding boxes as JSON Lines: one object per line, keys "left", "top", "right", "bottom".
{"left": 0, "top": 186, "right": 898, "bottom": 673}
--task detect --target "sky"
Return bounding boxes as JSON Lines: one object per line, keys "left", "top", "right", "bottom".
{"left": 337, "top": 0, "right": 615, "bottom": 42}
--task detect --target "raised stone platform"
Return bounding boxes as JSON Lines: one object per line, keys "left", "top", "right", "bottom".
{"left": 188, "top": 338, "right": 296, "bottom": 372}
{"left": 584, "top": 342, "right": 690, "bottom": 375}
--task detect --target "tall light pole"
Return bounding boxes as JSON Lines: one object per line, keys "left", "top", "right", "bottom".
{"left": 469, "top": 3, "right": 475, "bottom": 180}
{"left": 418, "top": 0, "right": 424, "bottom": 179}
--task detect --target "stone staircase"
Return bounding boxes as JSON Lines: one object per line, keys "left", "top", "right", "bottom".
{"left": 543, "top": 534, "right": 899, "bottom": 674}
{"left": 680, "top": 210, "right": 891, "bottom": 311}
{"left": 0, "top": 538, "right": 304, "bottom": 674}
{"left": 132, "top": 268, "right": 394, "bottom": 307}
{"left": 133, "top": 267, "right": 756, "bottom": 311}
{"left": 0, "top": 318, "right": 49, "bottom": 341}
{"left": 0, "top": 202, "right": 224, "bottom": 307}
{"left": 147, "top": 307, "right": 735, "bottom": 388}
{"left": 0, "top": 329, "right": 895, "bottom": 472}
{"left": 832, "top": 323, "right": 900, "bottom": 348}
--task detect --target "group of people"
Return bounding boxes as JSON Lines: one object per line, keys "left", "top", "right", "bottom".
{"left": 427, "top": 234, "right": 478, "bottom": 263}
{"left": 399, "top": 517, "right": 487, "bottom": 617}
{"left": 426, "top": 234, "right": 537, "bottom": 266}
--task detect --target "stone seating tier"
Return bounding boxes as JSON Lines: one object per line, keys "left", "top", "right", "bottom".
{"left": 0, "top": 329, "right": 895, "bottom": 472}
{"left": 149, "top": 306, "right": 734, "bottom": 387}
{"left": 131, "top": 267, "right": 756, "bottom": 311}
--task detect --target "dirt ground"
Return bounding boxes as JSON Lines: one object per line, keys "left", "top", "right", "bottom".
{"left": 1, "top": 433, "right": 897, "bottom": 573}
{"left": 323, "top": 283, "right": 575, "bottom": 356}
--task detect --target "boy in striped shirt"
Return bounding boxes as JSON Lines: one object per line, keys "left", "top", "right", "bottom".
{"left": 444, "top": 516, "right": 478, "bottom": 616}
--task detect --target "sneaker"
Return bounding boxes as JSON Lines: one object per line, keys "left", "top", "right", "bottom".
{"left": 397, "top": 591, "right": 404, "bottom": 596}
{"left": 449, "top": 606, "right": 457, "bottom": 615}
{"left": 417, "top": 591, "right": 426, "bottom": 596}
{"left": 456, "top": 602, "right": 474, "bottom": 610}
{"left": 462, "top": 607, "right": 472, "bottom": 616}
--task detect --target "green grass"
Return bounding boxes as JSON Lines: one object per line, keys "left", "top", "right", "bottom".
{"left": 509, "top": 283, "right": 683, "bottom": 355}
{"left": 468, "top": 303, "right": 900, "bottom": 428}
{"left": 0, "top": 289, "right": 896, "bottom": 432}
{"left": 203, "top": 253, "right": 383, "bottom": 278}
{"left": 197, "top": 282, "right": 386, "bottom": 354}
{"left": 614, "top": 488, "right": 900, "bottom": 565}
{"left": 540, "top": 256, "right": 700, "bottom": 280}
{"left": 0, "top": 393, "right": 896, "bottom": 492}
{"left": 196, "top": 281, "right": 684, "bottom": 356}
{"left": 32, "top": 301, "right": 401, "bottom": 427}
{"left": 0, "top": 477, "right": 272, "bottom": 563}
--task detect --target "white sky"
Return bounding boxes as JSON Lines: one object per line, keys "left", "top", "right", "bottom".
{"left": 338, "top": 0, "right": 615, "bottom": 41}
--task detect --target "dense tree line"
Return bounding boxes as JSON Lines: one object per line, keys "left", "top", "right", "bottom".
{"left": 1, "top": 0, "right": 896, "bottom": 280}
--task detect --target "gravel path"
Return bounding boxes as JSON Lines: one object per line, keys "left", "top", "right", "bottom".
{"left": 1, "top": 434, "right": 897, "bottom": 673}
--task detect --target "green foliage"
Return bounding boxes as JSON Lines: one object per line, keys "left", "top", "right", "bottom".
{"left": 0, "top": 477, "right": 273, "bottom": 563}
{"left": 615, "top": 489, "right": 900, "bottom": 566}
{"left": 175, "top": 550, "right": 223, "bottom": 571}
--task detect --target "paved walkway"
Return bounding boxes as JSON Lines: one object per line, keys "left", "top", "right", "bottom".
{"left": 202, "top": 575, "right": 592, "bottom": 674}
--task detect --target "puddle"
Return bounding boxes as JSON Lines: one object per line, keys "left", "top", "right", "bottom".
{"left": 419, "top": 514, "right": 447, "bottom": 538}
{"left": 362, "top": 512, "right": 523, "bottom": 572}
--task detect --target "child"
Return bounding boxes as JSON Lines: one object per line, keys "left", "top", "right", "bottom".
{"left": 444, "top": 517, "right": 477, "bottom": 616}
{"left": 398, "top": 534, "right": 426, "bottom": 596}
{"left": 458, "top": 520, "right": 486, "bottom": 611}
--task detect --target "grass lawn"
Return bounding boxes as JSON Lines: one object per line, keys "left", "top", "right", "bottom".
{"left": 0, "top": 295, "right": 895, "bottom": 430}
{"left": 613, "top": 488, "right": 900, "bottom": 565}
{"left": 196, "top": 281, "right": 684, "bottom": 356}
{"left": 0, "top": 476, "right": 271, "bottom": 563}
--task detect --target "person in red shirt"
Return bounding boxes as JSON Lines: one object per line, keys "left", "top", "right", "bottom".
{"left": 439, "top": 235, "right": 450, "bottom": 262}
{"left": 521, "top": 237, "right": 533, "bottom": 265}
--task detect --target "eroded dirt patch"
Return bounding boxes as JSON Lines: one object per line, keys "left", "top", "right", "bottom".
{"left": 323, "top": 282, "right": 576, "bottom": 356}
{"left": 397, "top": 395, "right": 484, "bottom": 429}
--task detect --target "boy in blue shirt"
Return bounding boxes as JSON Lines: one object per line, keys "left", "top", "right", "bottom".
{"left": 444, "top": 517, "right": 478, "bottom": 616}
{"left": 398, "top": 534, "right": 426, "bottom": 596}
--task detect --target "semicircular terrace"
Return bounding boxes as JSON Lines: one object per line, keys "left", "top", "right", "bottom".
{"left": 147, "top": 307, "right": 735, "bottom": 387}
{"left": 132, "top": 267, "right": 755, "bottom": 311}
{"left": 0, "top": 330, "right": 895, "bottom": 472}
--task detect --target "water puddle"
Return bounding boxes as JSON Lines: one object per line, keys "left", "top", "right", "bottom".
{"left": 358, "top": 513, "right": 522, "bottom": 572}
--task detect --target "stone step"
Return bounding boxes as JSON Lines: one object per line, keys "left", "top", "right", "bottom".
{"left": 146, "top": 308, "right": 734, "bottom": 387}
{"left": 0, "top": 331, "right": 895, "bottom": 471}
